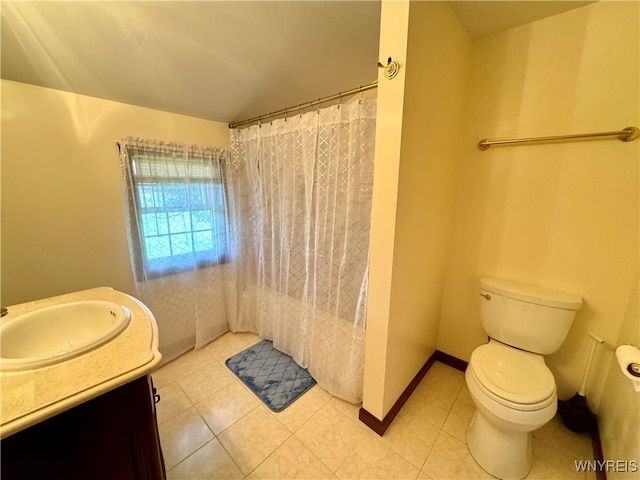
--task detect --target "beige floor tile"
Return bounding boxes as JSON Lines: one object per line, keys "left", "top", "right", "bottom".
{"left": 196, "top": 380, "right": 260, "bottom": 434}
{"left": 218, "top": 406, "right": 291, "bottom": 475}
{"left": 159, "top": 407, "right": 215, "bottom": 470}
{"left": 271, "top": 386, "right": 330, "bottom": 432}
{"left": 152, "top": 352, "right": 196, "bottom": 389}
{"left": 527, "top": 437, "right": 586, "bottom": 479}
{"left": 167, "top": 438, "right": 243, "bottom": 480}
{"left": 380, "top": 409, "right": 440, "bottom": 469}
{"left": 532, "top": 413, "right": 592, "bottom": 460}
{"left": 179, "top": 361, "right": 237, "bottom": 404}
{"left": 442, "top": 399, "right": 475, "bottom": 443}
{"left": 208, "top": 331, "right": 262, "bottom": 362}
{"left": 418, "top": 362, "right": 465, "bottom": 397}
{"left": 248, "top": 436, "right": 333, "bottom": 480}
{"left": 422, "top": 431, "right": 492, "bottom": 480}
{"left": 312, "top": 384, "right": 334, "bottom": 403}
{"left": 156, "top": 382, "right": 194, "bottom": 425}
{"left": 456, "top": 383, "right": 474, "bottom": 407}
{"left": 404, "top": 386, "right": 456, "bottom": 428}
{"left": 153, "top": 333, "right": 598, "bottom": 480}
{"left": 153, "top": 347, "right": 218, "bottom": 389}
{"left": 207, "top": 331, "right": 261, "bottom": 346}
{"left": 295, "top": 403, "right": 366, "bottom": 472}
{"left": 233, "top": 331, "right": 263, "bottom": 344}
{"left": 336, "top": 433, "right": 420, "bottom": 479}
{"left": 328, "top": 396, "right": 363, "bottom": 422}
{"left": 186, "top": 339, "right": 228, "bottom": 364}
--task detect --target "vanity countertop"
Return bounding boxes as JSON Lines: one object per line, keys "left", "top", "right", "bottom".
{"left": 0, "top": 287, "right": 162, "bottom": 439}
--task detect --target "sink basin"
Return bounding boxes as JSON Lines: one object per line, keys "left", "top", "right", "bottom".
{"left": 0, "top": 300, "right": 131, "bottom": 371}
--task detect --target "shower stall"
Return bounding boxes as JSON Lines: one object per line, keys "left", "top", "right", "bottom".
{"left": 226, "top": 97, "right": 377, "bottom": 403}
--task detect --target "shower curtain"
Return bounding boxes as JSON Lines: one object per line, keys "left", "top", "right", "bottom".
{"left": 227, "top": 98, "right": 376, "bottom": 403}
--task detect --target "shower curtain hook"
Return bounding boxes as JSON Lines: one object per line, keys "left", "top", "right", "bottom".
{"left": 377, "top": 57, "right": 400, "bottom": 80}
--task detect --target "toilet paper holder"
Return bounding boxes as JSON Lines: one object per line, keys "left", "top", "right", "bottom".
{"left": 616, "top": 345, "right": 640, "bottom": 391}
{"left": 626, "top": 362, "right": 640, "bottom": 377}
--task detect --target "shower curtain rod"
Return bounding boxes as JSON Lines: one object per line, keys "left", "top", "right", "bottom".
{"left": 229, "top": 81, "right": 378, "bottom": 129}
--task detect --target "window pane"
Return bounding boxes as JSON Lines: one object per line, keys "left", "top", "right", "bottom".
{"left": 129, "top": 148, "right": 229, "bottom": 277}
{"left": 170, "top": 233, "right": 192, "bottom": 255}
{"left": 193, "top": 231, "right": 213, "bottom": 252}
{"left": 191, "top": 210, "right": 212, "bottom": 230}
{"left": 141, "top": 213, "right": 159, "bottom": 236}
{"left": 203, "top": 184, "right": 224, "bottom": 205}
{"left": 212, "top": 211, "right": 226, "bottom": 232}
{"left": 212, "top": 184, "right": 224, "bottom": 200}
{"left": 145, "top": 235, "right": 171, "bottom": 260}
{"left": 138, "top": 184, "right": 156, "bottom": 208}
{"left": 168, "top": 211, "right": 191, "bottom": 233}
{"left": 189, "top": 184, "right": 205, "bottom": 208}
{"left": 153, "top": 184, "right": 165, "bottom": 208}
{"left": 157, "top": 213, "right": 169, "bottom": 235}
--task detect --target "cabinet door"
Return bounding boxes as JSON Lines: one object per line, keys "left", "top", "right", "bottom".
{"left": 1, "top": 375, "right": 166, "bottom": 480}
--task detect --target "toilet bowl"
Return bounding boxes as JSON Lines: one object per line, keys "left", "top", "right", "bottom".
{"left": 466, "top": 341, "right": 557, "bottom": 479}
{"left": 466, "top": 277, "right": 582, "bottom": 480}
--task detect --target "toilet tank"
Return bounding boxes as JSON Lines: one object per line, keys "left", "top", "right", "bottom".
{"left": 480, "top": 277, "right": 582, "bottom": 354}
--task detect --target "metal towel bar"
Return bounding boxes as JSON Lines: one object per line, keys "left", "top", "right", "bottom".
{"left": 478, "top": 126, "right": 639, "bottom": 150}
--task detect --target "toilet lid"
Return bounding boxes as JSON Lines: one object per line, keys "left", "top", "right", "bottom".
{"left": 470, "top": 343, "right": 556, "bottom": 405}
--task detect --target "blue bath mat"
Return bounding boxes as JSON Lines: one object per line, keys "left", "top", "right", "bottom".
{"left": 225, "top": 340, "right": 316, "bottom": 412}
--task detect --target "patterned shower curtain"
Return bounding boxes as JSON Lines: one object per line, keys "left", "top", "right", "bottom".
{"left": 227, "top": 98, "right": 376, "bottom": 403}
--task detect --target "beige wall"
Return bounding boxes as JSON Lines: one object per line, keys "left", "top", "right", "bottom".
{"left": 1, "top": 80, "right": 229, "bottom": 306}
{"left": 363, "top": 1, "right": 470, "bottom": 420}
{"left": 362, "top": 0, "right": 410, "bottom": 420}
{"left": 437, "top": 0, "right": 639, "bottom": 463}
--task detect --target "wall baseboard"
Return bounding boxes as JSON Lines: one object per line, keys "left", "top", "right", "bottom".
{"left": 433, "top": 350, "right": 468, "bottom": 372}
{"left": 358, "top": 349, "right": 467, "bottom": 436}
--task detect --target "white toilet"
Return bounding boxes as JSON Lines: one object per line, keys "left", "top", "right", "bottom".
{"left": 465, "top": 276, "right": 582, "bottom": 480}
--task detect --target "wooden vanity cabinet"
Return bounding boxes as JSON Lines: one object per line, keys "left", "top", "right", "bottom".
{"left": 1, "top": 374, "right": 166, "bottom": 480}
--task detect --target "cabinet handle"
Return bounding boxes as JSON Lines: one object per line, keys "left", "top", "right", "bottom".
{"left": 152, "top": 385, "right": 160, "bottom": 404}
{"left": 480, "top": 293, "right": 491, "bottom": 300}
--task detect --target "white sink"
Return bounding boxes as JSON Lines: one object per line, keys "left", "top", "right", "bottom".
{"left": 0, "top": 300, "right": 131, "bottom": 371}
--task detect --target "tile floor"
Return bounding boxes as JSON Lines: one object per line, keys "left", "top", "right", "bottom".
{"left": 153, "top": 332, "right": 595, "bottom": 480}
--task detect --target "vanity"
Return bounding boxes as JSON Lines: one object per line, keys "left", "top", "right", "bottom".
{"left": 0, "top": 287, "right": 164, "bottom": 479}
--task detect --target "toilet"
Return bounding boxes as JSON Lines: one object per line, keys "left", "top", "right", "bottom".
{"left": 465, "top": 276, "right": 582, "bottom": 480}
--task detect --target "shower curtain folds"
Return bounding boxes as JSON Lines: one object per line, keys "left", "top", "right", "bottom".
{"left": 228, "top": 98, "right": 377, "bottom": 403}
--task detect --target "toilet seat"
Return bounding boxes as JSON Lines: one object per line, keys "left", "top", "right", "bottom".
{"left": 469, "top": 342, "right": 556, "bottom": 411}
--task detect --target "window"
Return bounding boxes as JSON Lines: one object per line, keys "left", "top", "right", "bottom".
{"left": 120, "top": 140, "right": 229, "bottom": 279}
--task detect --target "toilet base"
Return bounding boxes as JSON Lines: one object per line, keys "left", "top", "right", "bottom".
{"left": 467, "top": 409, "right": 532, "bottom": 480}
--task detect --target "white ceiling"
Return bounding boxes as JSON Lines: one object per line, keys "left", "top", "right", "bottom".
{"left": 1, "top": 1, "right": 593, "bottom": 125}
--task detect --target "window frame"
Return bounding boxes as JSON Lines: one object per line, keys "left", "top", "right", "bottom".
{"left": 124, "top": 146, "right": 230, "bottom": 280}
